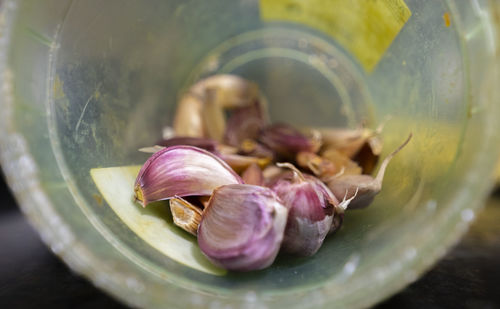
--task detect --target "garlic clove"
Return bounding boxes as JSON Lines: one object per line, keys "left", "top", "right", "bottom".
{"left": 327, "top": 134, "right": 412, "bottom": 209}
{"left": 270, "top": 163, "right": 339, "bottom": 256}
{"left": 134, "top": 146, "right": 243, "bottom": 206}
{"left": 201, "top": 89, "right": 227, "bottom": 142}
{"left": 224, "top": 100, "right": 268, "bottom": 147}
{"left": 169, "top": 197, "right": 203, "bottom": 236}
{"left": 173, "top": 93, "right": 205, "bottom": 138}
{"left": 259, "top": 123, "right": 321, "bottom": 160}
{"left": 241, "top": 163, "right": 265, "bottom": 186}
{"left": 197, "top": 184, "right": 288, "bottom": 271}
{"left": 141, "top": 137, "right": 270, "bottom": 175}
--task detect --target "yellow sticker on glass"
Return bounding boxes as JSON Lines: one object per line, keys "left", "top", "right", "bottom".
{"left": 260, "top": 0, "right": 411, "bottom": 72}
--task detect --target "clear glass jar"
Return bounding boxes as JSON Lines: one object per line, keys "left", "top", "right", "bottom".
{"left": 1, "top": 1, "right": 499, "bottom": 308}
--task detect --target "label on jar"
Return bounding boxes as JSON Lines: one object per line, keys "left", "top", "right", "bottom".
{"left": 259, "top": 0, "right": 411, "bottom": 72}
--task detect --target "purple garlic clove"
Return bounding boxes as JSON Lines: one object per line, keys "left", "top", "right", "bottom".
{"left": 259, "top": 123, "right": 321, "bottom": 160}
{"left": 134, "top": 146, "right": 242, "bottom": 206}
{"left": 270, "top": 163, "right": 339, "bottom": 256}
{"left": 197, "top": 184, "right": 288, "bottom": 271}
{"left": 314, "top": 127, "right": 374, "bottom": 158}
{"left": 224, "top": 100, "right": 268, "bottom": 147}
{"left": 169, "top": 197, "right": 203, "bottom": 236}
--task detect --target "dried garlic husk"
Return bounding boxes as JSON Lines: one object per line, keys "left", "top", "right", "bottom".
{"left": 328, "top": 188, "right": 359, "bottom": 234}
{"left": 296, "top": 151, "right": 340, "bottom": 180}
{"left": 351, "top": 135, "right": 383, "bottom": 174}
{"left": 197, "top": 184, "right": 288, "bottom": 271}
{"left": 134, "top": 146, "right": 242, "bottom": 206}
{"left": 169, "top": 197, "right": 203, "bottom": 236}
{"left": 320, "top": 149, "right": 363, "bottom": 176}
{"left": 327, "top": 134, "right": 412, "bottom": 209}
{"left": 259, "top": 123, "right": 321, "bottom": 160}
{"left": 270, "top": 163, "right": 339, "bottom": 256}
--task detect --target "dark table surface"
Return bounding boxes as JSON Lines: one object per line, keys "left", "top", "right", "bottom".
{"left": 0, "top": 175, "right": 499, "bottom": 309}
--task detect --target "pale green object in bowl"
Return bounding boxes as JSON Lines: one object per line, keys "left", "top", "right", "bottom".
{"left": 1, "top": 0, "right": 500, "bottom": 308}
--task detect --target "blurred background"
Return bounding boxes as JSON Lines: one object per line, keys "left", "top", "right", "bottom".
{"left": 1, "top": 171, "right": 499, "bottom": 308}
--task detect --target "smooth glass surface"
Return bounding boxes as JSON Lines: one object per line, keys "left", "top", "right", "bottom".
{"left": 1, "top": 1, "right": 500, "bottom": 308}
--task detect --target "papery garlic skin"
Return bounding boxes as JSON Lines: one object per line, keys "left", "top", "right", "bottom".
{"left": 327, "top": 133, "right": 412, "bottom": 210}
{"left": 169, "top": 197, "right": 202, "bottom": 236}
{"left": 134, "top": 146, "right": 242, "bottom": 206}
{"left": 327, "top": 175, "right": 377, "bottom": 210}
{"left": 270, "top": 165, "right": 338, "bottom": 257}
{"left": 197, "top": 184, "right": 288, "bottom": 271}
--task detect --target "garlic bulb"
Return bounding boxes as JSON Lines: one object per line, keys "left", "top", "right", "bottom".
{"left": 197, "top": 184, "right": 288, "bottom": 271}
